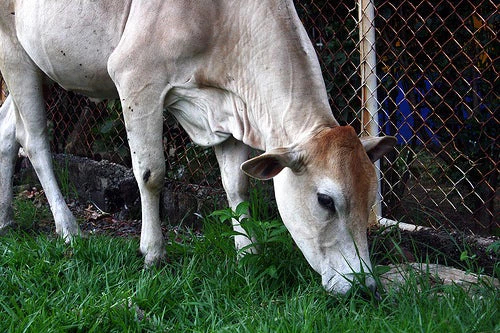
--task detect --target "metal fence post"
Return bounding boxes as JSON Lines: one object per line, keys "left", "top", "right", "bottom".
{"left": 358, "top": 0, "right": 382, "bottom": 217}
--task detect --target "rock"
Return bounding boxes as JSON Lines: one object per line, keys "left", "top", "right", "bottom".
{"left": 379, "top": 262, "right": 500, "bottom": 292}
{"left": 17, "top": 153, "right": 227, "bottom": 228}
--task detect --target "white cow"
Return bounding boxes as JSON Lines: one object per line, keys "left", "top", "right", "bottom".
{"left": 0, "top": 1, "right": 396, "bottom": 294}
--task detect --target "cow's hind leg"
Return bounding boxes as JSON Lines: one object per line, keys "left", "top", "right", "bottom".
{"left": 214, "top": 138, "right": 258, "bottom": 254}
{"left": 0, "top": 96, "right": 20, "bottom": 232}
{"left": 1, "top": 67, "right": 80, "bottom": 240}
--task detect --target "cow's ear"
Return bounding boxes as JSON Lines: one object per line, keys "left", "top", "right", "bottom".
{"left": 241, "top": 148, "right": 302, "bottom": 180}
{"left": 360, "top": 136, "right": 397, "bottom": 162}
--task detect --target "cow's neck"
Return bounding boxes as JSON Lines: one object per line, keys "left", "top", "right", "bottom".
{"left": 204, "top": 1, "right": 338, "bottom": 151}
{"left": 167, "top": 1, "right": 338, "bottom": 151}
{"left": 234, "top": 1, "right": 338, "bottom": 150}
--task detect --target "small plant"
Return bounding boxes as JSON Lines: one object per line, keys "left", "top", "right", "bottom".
{"left": 486, "top": 240, "right": 500, "bottom": 255}
{"left": 209, "top": 201, "right": 290, "bottom": 255}
{"left": 459, "top": 250, "right": 477, "bottom": 263}
{"left": 55, "top": 156, "right": 79, "bottom": 199}
{"left": 486, "top": 241, "right": 500, "bottom": 279}
{"left": 13, "top": 198, "right": 38, "bottom": 230}
{"left": 208, "top": 186, "right": 299, "bottom": 284}
{"left": 13, "top": 195, "right": 51, "bottom": 231}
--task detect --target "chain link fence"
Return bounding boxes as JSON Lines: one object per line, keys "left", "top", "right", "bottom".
{"left": 1, "top": 0, "right": 498, "bottom": 235}
{"left": 372, "top": 0, "right": 498, "bottom": 235}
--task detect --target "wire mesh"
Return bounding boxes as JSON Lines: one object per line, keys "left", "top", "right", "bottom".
{"left": 372, "top": 0, "right": 498, "bottom": 234}
{"left": 0, "top": 0, "right": 497, "bottom": 234}
{"left": 297, "top": 0, "right": 498, "bottom": 234}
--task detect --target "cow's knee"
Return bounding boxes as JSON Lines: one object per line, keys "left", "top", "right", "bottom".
{"left": 139, "top": 165, "right": 165, "bottom": 194}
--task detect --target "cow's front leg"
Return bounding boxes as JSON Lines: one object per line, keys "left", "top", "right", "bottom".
{"left": 214, "top": 137, "right": 258, "bottom": 255}
{"left": 119, "top": 95, "right": 166, "bottom": 266}
{"left": 0, "top": 96, "right": 19, "bottom": 232}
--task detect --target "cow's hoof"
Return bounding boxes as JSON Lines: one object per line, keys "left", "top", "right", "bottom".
{"left": 143, "top": 251, "right": 167, "bottom": 268}
{"left": 63, "top": 230, "right": 87, "bottom": 244}
{"left": 58, "top": 226, "right": 84, "bottom": 244}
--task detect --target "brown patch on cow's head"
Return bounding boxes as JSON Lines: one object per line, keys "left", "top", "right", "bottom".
{"left": 302, "top": 125, "right": 377, "bottom": 214}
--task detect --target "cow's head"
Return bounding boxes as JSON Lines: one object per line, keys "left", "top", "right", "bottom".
{"left": 241, "top": 126, "right": 396, "bottom": 295}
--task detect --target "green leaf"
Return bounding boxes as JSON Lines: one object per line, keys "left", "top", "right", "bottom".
{"left": 235, "top": 202, "right": 250, "bottom": 217}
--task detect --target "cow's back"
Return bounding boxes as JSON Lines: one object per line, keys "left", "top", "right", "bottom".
{"left": 1, "top": 0, "right": 132, "bottom": 98}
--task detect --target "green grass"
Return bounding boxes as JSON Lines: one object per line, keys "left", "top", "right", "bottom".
{"left": 1, "top": 200, "right": 498, "bottom": 332}
{"left": 13, "top": 195, "right": 53, "bottom": 230}
{"left": 55, "top": 157, "right": 79, "bottom": 199}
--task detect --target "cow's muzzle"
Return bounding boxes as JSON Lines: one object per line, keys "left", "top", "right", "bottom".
{"left": 323, "top": 272, "right": 378, "bottom": 298}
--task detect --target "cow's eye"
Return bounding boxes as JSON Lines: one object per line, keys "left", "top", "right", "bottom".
{"left": 317, "top": 193, "right": 335, "bottom": 212}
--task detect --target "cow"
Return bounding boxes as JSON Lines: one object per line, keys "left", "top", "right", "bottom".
{"left": 0, "top": 1, "right": 396, "bottom": 295}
